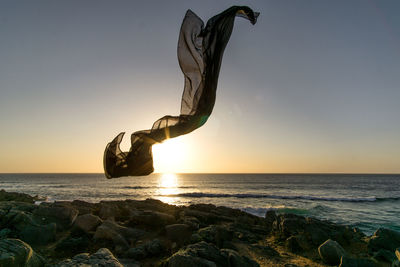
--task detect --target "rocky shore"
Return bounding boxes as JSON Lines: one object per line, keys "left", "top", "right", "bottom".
{"left": 0, "top": 189, "right": 399, "bottom": 267}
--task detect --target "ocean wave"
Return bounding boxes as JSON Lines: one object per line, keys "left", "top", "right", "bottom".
{"left": 122, "top": 186, "right": 195, "bottom": 190}
{"left": 158, "top": 192, "right": 400, "bottom": 202}
{"left": 122, "top": 186, "right": 152, "bottom": 189}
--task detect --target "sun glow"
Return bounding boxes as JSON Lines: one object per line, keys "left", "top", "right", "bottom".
{"left": 157, "top": 173, "right": 180, "bottom": 205}
{"left": 152, "top": 137, "right": 188, "bottom": 173}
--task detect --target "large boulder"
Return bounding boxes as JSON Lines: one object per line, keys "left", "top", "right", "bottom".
{"left": 318, "top": 239, "right": 346, "bottom": 265}
{"left": 273, "top": 214, "right": 306, "bottom": 237}
{"left": 94, "top": 220, "right": 145, "bottom": 251}
{"left": 166, "top": 224, "right": 192, "bottom": 245}
{"left": 197, "top": 225, "right": 233, "bottom": 247}
{"left": 73, "top": 214, "right": 102, "bottom": 234}
{"left": 368, "top": 228, "right": 400, "bottom": 254}
{"left": 19, "top": 222, "right": 57, "bottom": 246}
{"left": 33, "top": 202, "right": 78, "bottom": 230}
{"left": 53, "top": 248, "right": 123, "bottom": 267}
{"left": 6, "top": 210, "right": 56, "bottom": 245}
{"left": 130, "top": 210, "right": 175, "bottom": 227}
{"left": 97, "top": 201, "right": 131, "bottom": 220}
{"left": 0, "top": 189, "right": 38, "bottom": 203}
{"left": 0, "top": 238, "right": 45, "bottom": 267}
{"left": 70, "top": 200, "right": 96, "bottom": 215}
{"left": 0, "top": 201, "right": 37, "bottom": 214}
{"left": 163, "top": 241, "right": 259, "bottom": 267}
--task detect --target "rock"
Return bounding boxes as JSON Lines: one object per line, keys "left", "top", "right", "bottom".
{"left": 98, "top": 201, "right": 129, "bottom": 220}
{"left": 118, "top": 258, "right": 141, "bottom": 267}
{"left": 164, "top": 241, "right": 224, "bottom": 267}
{"left": 177, "top": 215, "right": 200, "bottom": 230}
{"left": 285, "top": 236, "right": 303, "bottom": 253}
{"left": 368, "top": 228, "right": 400, "bottom": 254}
{"left": 130, "top": 210, "right": 175, "bottom": 227}
{"left": 0, "top": 238, "right": 45, "bottom": 267}
{"left": 0, "top": 228, "right": 11, "bottom": 239}
{"left": 182, "top": 205, "right": 237, "bottom": 225}
{"left": 278, "top": 215, "right": 307, "bottom": 237}
{"left": 94, "top": 220, "right": 145, "bottom": 250}
{"left": 6, "top": 210, "right": 56, "bottom": 245}
{"left": 235, "top": 215, "right": 257, "bottom": 227}
{"left": 191, "top": 233, "right": 202, "bottom": 243}
{"left": 0, "top": 189, "right": 38, "bottom": 203}
{"left": 373, "top": 249, "right": 396, "bottom": 262}
{"left": 166, "top": 224, "right": 192, "bottom": 245}
{"left": 197, "top": 225, "right": 233, "bottom": 247}
{"left": 20, "top": 222, "right": 57, "bottom": 246}
{"left": 124, "top": 239, "right": 163, "bottom": 260}
{"left": 53, "top": 247, "right": 123, "bottom": 267}
{"left": 273, "top": 213, "right": 363, "bottom": 249}
{"left": 265, "top": 210, "right": 277, "bottom": 225}
{"left": 55, "top": 236, "right": 90, "bottom": 255}
{"left": 394, "top": 248, "right": 400, "bottom": 267}
{"left": 339, "top": 255, "right": 377, "bottom": 267}
{"left": 124, "top": 246, "right": 147, "bottom": 260}
{"left": 126, "top": 198, "right": 179, "bottom": 215}
{"left": 71, "top": 200, "right": 96, "bottom": 215}
{"left": 163, "top": 241, "right": 259, "bottom": 267}
{"left": 146, "top": 238, "right": 163, "bottom": 256}
{"left": 94, "top": 222, "right": 127, "bottom": 249}
{"left": 96, "top": 220, "right": 145, "bottom": 240}
{"left": 221, "top": 248, "right": 259, "bottom": 267}
{"left": 33, "top": 202, "right": 78, "bottom": 230}
{"left": 183, "top": 209, "right": 216, "bottom": 225}
{"left": 318, "top": 239, "right": 346, "bottom": 265}
{"left": 250, "top": 244, "right": 279, "bottom": 257}
{"left": 73, "top": 214, "right": 102, "bottom": 233}
{"left": 308, "top": 227, "right": 330, "bottom": 246}
{"left": 198, "top": 225, "right": 218, "bottom": 243}
{"left": 164, "top": 254, "right": 216, "bottom": 267}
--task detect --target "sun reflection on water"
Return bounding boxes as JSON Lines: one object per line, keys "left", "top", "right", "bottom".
{"left": 157, "top": 173, "right": 181, "bottom": 205}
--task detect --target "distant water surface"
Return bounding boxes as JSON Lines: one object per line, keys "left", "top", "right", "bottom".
{"left": 0, "top": 173, "right": 399, "bottom": 235}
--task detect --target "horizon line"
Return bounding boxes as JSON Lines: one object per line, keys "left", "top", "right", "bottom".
{"left": 0, "top": 172, "right": 399, "bottom": 175}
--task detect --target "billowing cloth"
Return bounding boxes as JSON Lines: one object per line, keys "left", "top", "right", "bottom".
{"left": 104, "top": 6, "right": 259, "bottom": 178}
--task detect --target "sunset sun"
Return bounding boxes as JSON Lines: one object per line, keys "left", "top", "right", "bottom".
{"left": 152, "top": 137, "right": 188, "bottom": 173}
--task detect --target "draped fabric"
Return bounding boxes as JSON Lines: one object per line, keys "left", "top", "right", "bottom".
{"left": 104, "top": 6, "right": 259, "bottom": 178}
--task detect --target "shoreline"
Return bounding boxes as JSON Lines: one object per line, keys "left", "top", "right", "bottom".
{"left": 1, "top": 190, "right": 400, "bottom": 266}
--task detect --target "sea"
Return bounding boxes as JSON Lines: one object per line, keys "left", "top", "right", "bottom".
{"left": 0, "top": 173, "right": 399, "bottom": 235}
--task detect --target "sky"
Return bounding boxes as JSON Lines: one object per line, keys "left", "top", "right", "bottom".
{"left": 0, "top": 0, "right": 399, "bottom": 173}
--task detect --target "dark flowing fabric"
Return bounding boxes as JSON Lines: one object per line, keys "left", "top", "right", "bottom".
{"left": 104, "top": 6, "right": 259, "bottom": 178}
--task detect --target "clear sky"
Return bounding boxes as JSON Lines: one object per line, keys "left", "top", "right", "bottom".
{"left": 1, "top": 0, "right": 399, "bottom": 173}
